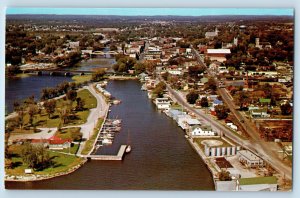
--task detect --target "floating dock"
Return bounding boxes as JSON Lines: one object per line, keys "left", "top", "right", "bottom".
{"left": 84, "top": 145, "right": 127, "bottom": 161}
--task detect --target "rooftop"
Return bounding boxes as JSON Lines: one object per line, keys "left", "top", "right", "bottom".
{"left": 239, "top": 176, "right": 277, "bottom": 185}
{"left": 207, "top": 49, "right": 231, "bottom": 54}
{"left": 238, "top": 150, "right": 262, "bottom": 161}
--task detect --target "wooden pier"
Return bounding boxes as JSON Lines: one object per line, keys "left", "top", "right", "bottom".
{"left": 83, "top": 145, "right": 127, "bottom": 161}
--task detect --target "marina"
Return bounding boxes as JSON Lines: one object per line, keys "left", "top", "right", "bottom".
{"left": 5, "top": 67, "right": 214, "bottom": 190}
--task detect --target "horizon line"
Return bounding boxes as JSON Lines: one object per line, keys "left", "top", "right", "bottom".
{"left": 6, "top": 8, "right": 294, "bottom": 16}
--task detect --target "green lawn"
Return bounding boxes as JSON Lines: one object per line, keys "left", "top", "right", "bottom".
{"left": 72, "top": 74, "right": 92, "bottom": 84}
{"left": 5, "top": 144, "right": 83, "bottom": 176}
{"left": 19, "top": 89, "right": 97, "bottom": 128}
{"left": 81, "top": 118, "right": 104, "bottom": 155}
{"left": 60, "top": 143, "right": 80, "bottom": 155}
{"left": 55, "top": 127, "right": 81, "bottom": 140}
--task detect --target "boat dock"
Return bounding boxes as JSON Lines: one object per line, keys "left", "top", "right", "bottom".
{"left": 84, "top": 145, "right": 128, "bottom": 161}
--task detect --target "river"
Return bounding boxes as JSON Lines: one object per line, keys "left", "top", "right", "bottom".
{"left": 5, "top": 59, "right": 214, "bottom": 190}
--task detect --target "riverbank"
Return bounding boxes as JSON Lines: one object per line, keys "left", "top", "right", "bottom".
{"left": 5, "top": 157, "right": 87, "bottom": 182}
{"left": 108, "top": 75, "right": 138, "bottom": 80}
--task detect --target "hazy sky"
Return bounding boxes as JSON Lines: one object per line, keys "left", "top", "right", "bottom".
{"left": 6, "top": 8, "right": 294, "bottom": 16}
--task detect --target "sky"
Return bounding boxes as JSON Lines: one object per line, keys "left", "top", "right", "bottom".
{"left": 6, "top": 8, "right": 294, "bottom": 16}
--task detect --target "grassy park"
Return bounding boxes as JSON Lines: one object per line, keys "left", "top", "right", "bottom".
{"left": 5, "top": 144, "right": 83, "bottom": 176}
{"left": 72, "top": 74, "right": 92, "bottom": 84}
{"left": 14, "top": 89, "right": 97, "bottom": 129}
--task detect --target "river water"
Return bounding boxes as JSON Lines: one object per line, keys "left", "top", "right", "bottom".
{"left": 5, "top": 60, "right": 214, "bottom": 190}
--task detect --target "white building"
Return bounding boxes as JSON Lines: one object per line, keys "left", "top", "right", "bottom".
{"left": 154, "top": 98, "right": 171, "bottom": 110}
{"left": 237, "top": 150, "right": 264, "bottom": 168}
{"left": 237, "top": 177, "right": 278, "bottom": 191}
{"left": 226, "top": 123, "right": 238, "bottom": 131}
{"left": 191, "top": 125, "right": 216, "bottom": 136}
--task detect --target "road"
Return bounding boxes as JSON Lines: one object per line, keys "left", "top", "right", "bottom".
{"left": 181, "top": 47, "right": 292, "bottom": 179}
{"left": 9, "top": 84, "right": 109, "bottom": 143}
{"left": 218, "top": 87, "right": 292, "bottom": 179}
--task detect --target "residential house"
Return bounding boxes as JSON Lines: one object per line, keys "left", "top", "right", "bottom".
{"left": 250, "top": 108, "right": 270, "bottom": 118}
{"left": 226, "top": 123, "right": 238, "bottom": 131}
{"left": 154, "top": 98, "right": 171, "bottom": 110}
{"left": 190, "top": 125, "right": 216, "bottom": 136}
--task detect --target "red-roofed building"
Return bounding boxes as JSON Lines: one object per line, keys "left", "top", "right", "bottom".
{"left": 48, "top": 135, "right": 71, "bottom": 150}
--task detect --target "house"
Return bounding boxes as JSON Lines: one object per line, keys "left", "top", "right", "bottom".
{"left": 154, "top": 98, "right": 171, "bottom": 110}
{"left": 237, "top": 176, "right": 278, "bottom": 191}
{"left": 212, "top": 99, "right": 223, "bottom": 107}
{"left": 69, "top": 41, "right": 80, "bottom": 49}
{"left": 205, "top": 49, "right": 231, "bottom": 63}
{"left": 259, "top": 98, "right": 271, "bottom": 106}
{"left": 226, "top": 123, "right": 238, "bottom": 131}
{"left": 250, "top": 108, "right": 270, "bottom": 118}
{"left": 237, "top": 150, "right": 264, "bottom": 168}
{"left": 177, "top": 115, "right": 192, "bottom": 130}
{"left": 165, "top": 109, "right": 186, "bottom": 120}
{"left": 48, "top": 136, "right": 71, "bottom": 150}
{"left": 190, "top": 125, "right": 216, "bottom": 136}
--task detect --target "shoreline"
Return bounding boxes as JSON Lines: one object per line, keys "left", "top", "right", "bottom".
{"left": 5, "top": 158, "right": 87, "bottom": 182}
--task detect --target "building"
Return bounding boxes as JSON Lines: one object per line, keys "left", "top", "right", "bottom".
{"left": 237, "top": 150, "right": 264, "bottom": 168}
{"left": 205, "top": 28, "right": 219, "bottom": 39}
{"left": 205, "top": 49, "right": 231, "bottom": 62}
{"left": 226, "top": 123, "right": 238, "bottom": 131}
{"left": 48, "top": 135, "right": 71, "bottom": 150}
{"left": 237, "top": 176, "right": 278, "bottom": 191}
{"left": 250, "top": 108, "right": 270, "bottom": 118}
{"left": 154, "top": 98, "right": 171, "bottom": 110}
{"left": 190, "top": 125, "right": 216, "bottom": 136}
{"left": 69, "top": 41, "right": 80, "bottom": 49}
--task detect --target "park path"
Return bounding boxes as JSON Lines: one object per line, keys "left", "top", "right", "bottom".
{"left": 9, "top": 84, "right": 109, "bottom": 146}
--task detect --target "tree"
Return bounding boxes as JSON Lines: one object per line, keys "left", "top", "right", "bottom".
{"left": 76, "top": 97, "right": 85, "bottom": 111}
{"left": 134, "top": 62, "right": 146, "bottom": 74}
{"left": 152, "top": 82, "right": 166, "bottom": 98}
{"left": 28, "top": 104, "right": 39, "bottom": 127}
{"left": 186, "top": 91, "right": 199, "bottom": 104}
{"left": 280, "top": 102, "right": 292, "bottom": 115}
{"left": 43, "top": 99, "right": 57, "bottom": 118}
{"left": 110, "top": 44, "right": 118, "bottom": 51}
{"left": 188, "top": 65, "right": 205, "bottom": 78}
{"left": 215, "top": 105, "right": 229, "bottom": 120}
{"left": 218, "top": 170, "right": 232, "bottom": 181}
{"left": 21, "top": 142, "right": 51, "bottom": 170}
{"left": 91, "top": 68, "right": 106, "bottom": 82}
{"left": 205, "top": 78, "right": 217, "bottom": 91}
{"left": 59, "top": 106, "right": 70, "bottom": 124}
{"left": 200, "top": 97, "right": 209, "bottom": 107}
{"left": 66, "top": 90, "right": 77, "bottom": 103}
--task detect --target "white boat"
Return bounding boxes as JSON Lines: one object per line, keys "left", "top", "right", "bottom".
{"left": 102, "top": 138, "right": 113, "bottom": 145}
{"left": 125, "top": 130, "right": 131, "bottom": 153}
{"left": 125, "top": 145, "right": 131, "bottom": 153}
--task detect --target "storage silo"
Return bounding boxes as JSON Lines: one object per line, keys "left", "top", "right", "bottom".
{"left": 211, "top": 147, "right": 216, "bottom": 157}
{"left": 222, "top": 147, "right": 226, "bottom": 156}
{"left": 216, "top": 147, "right": 221, "bottom": 156}
{"left": 227, "top": 147, "right": 231, "bottom": 156}
{"left": 205, "top": 146, "right": 210, "bottom": 156}
{"left": 231, "top": 146, "right": 236, "bottom": 155}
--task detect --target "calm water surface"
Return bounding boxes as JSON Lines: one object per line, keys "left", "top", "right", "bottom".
{"left": 5, "top": 80, "right": 214, "bottom": 190}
